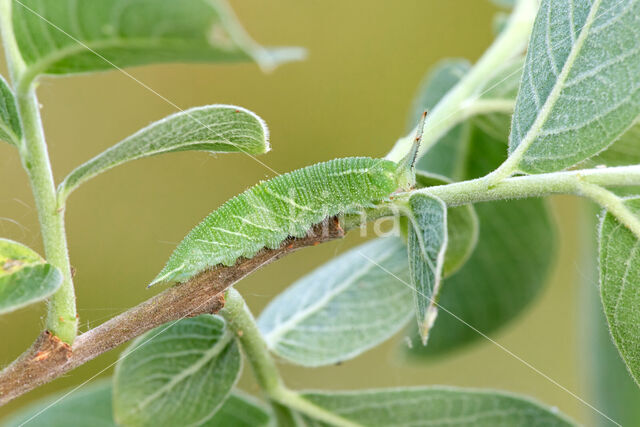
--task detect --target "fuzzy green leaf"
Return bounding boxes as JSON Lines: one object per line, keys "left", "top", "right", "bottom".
{"left": 410, "top": 123, "right": 555, "bottom": 357}
{"left": 298, "top": 387, "right": 575, "bottom": 426}
{"left": 583, "top": 230, "right": 640, "bottom": 427}
{"left": 3, "top": 380, "right": 114, "bottom": 427}
{"left": 407, "top": 194, "right": 448, "bottom": 344}
{"left": 113, "top": 314, "right": 241, "bottom": 427}
{"left": 0, "top": 238, "right": 62, "bottom": 315}
{"left": 508, "top": 0, "right": 640, "bottom": 173}
{"left": 414, "top": 172, "right": 478, "bottom": 276}
{"left": 3, "top": 380, "right": 270, "bottom": 427}
{"left": 405, "top": 55, "right": 555, "bottom": 356}
{"left": 204, "top": 392, "right": 272, "bottom": 427}
{"left": 583, "top": 121, "right": 640, "bottom": 167}
{"left": 11, "top": 0, "right": 303, "bottom": 84}
{"left": 258, "top": 237, "right": 413, "bottom": 367}
{"left": 58, "top": 105, "right": 269, "bottom": 200}
{"left": 599, "top": 197, "right": 640, "bottom": 387}
{"left": 0, "top": 75, "right": 21, "bottom": 146}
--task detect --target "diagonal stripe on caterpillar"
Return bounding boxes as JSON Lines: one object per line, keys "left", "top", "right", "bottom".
{"left": 149, "top": 157, "right": 413, "bottom": 286}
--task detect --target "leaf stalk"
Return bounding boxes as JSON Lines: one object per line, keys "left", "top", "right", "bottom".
{"left": 221, "top": 288, "right": 361, "bottom": 427}
{"left": 0, "top": 0, "right": 77, "bottom": 343}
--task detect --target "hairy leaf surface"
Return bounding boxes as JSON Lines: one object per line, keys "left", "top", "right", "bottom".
{"left": 298, "top": 387, "right": 574, "bottom": 426}
{"left": 414, "top": 172, "right": 478, "bottom": 276}
{"left": 4, "top": 380, "right": 270, "bottom": 427}
{"left": 0, "top": 238, "right": 62, "bottom": 315}
{"left": 599, "top": 197, "right": 640, "bottom": 386}
{"left": 583, "top": 229, "right": 640, "bottom": 427}
{"left": 407, "top": 194, "right": 447, "bottom": 344}
{"left": 403, "top": 57, "right": 556, "bottom": 355}
{"left": 0, "top": 76, "right": 21, "bottom": 146}
{"left": 58, "top": 105, "right": 269, "bottom": 200}
{"left": 11, "top": 0, "right": 303, "bottom": 82}
{"left": 258, "top": 237, "right": 413, "bottom": 367}
{"left": 3, "top": 381, "right": 114, "bottom": 427}
{"left": 508, "top": 0, "right": 640, "bottom": 173}
{"left": 113, "top": 315, "right": 241, "bottom": 427}
{"left": 152, "top": 157, "right": 409, "bottom": 286}
{"left": 583, "top": 121, "right": 640, "bottom": 167}
{"left": 409, "top": 122, "right": 555, "bottom": 356}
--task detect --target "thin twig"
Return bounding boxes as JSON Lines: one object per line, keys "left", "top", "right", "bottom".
{"left": 0, "top": 219, "right": 344, "bottom": 406}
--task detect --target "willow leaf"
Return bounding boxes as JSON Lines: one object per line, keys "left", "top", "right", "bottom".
{"left": 409, "top": 126, "right": 556, "bottom": 357}
{"left": 298, "top": 387, "right": 575, "bottom": 426}
{"left": 508, "top": 0, "right": 640, "bottom": 173}
{"left": 58, "top": 105, "right": 269, "bottom": 201}
{"left": 414, "top": 172, "right": 478, "bottom": 276}
{"left": 3, "top": 381, "right": 114, "bottom": 427}
{"left": 258, "top": 237, "right": 413, "bottom": 367}
{"left": 3, "top": 380, "right": 270, "bottom": 427}
{"left": 0, "top": 238, "right": 62, "bottom": 315}
{"left": 11, "top": 0, "right": 303, "bottom": 85}
{"left": 582, "top": 216, "right": 640, "bottom": 427}
{"left": 407, "top": 194, "right": 448, "bottom": 344}
{"left": 583, "top": 121, "right": 640, "bottom": 167}
{"left": 405, "top": 53, "right": 555, "bottom": 356}
{"left": 113, "top": 315, "right": 241, "bottom": 427}
{"left": 599, "top": 196, "right": 640, "bottom": 387}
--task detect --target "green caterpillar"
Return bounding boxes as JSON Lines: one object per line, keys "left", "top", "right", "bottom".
{"left": 150, "top": 157, "right": 413, "bottom": 286}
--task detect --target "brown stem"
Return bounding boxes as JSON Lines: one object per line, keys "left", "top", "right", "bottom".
{"left": 0, "top": 219, "right": 344, "bottom": 406}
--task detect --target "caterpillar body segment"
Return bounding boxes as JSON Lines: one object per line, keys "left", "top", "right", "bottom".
{"left": 150, "top": 157, "right": 410, "bottom": 286}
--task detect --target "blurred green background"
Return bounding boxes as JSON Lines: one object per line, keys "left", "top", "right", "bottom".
{"left": 0, "top": 0, "right": 592, "bottom": 424}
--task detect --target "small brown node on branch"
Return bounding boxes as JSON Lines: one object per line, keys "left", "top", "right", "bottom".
{"left": 31, "top": 331, "right": 72, "bottom": 363}
{"left": 334, "top": 217, "right": 344, "bottom": 232}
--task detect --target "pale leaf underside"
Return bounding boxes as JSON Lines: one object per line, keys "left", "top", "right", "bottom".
{"left": 299, "top": 387, "right": 575, "bottom": 426}
{"left": 58, "top": 105, "right": 270, "bottom": 200}
{"left": 599, "top": 197, "right": 640, "bottom": 386}
{"left": 258, "top": 237, "right": 413, "bottom": 367}
{"left": 0, "top": 238, "right": 62, "bottom": 315}
{"left": 3, "top": 380, "right": 270, "bottom": 427}
{"left": 407, "top": 193, "right": 448, "bottom": 344}
{"left": 509, "top": 0, "right": 640, "bottom": 173}
{"left": 113, "top": 315, "right": 241, "bottom": 427}
{"left": 11, "top": 0, "right": 303, "bottom": 82}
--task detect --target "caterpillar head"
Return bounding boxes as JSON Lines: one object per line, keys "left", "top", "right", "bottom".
{"left": 395, "top": 110, "right": 427, "bottom": 191}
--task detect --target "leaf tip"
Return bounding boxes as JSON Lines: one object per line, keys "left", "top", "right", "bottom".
{"left": 254, "top": 47, "right": 308, "bottom": 73}
{"left": 419, "top": 305, "right": 439, "bottom": 346}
